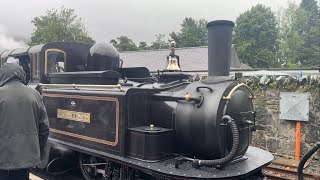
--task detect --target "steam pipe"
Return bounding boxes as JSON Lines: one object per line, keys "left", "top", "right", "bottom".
{"left": 297, "top": 142, "right": 320, "bottom": 180}
{"left": 207, "top": 20, "right": 235, "bottom": 76}
{"left": 192, "top": 115, "right": 239, "bottom": 167}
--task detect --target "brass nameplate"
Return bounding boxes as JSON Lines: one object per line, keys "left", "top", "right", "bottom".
{"left": 57, "top": 109, "right": 91, "bottom": 123}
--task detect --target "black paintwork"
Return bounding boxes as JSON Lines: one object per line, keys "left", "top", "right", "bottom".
{"left": 51, "top": 138, "right": 273, "bottom": 179}
{"left": 225, "top": 89, "right": 254, "bottom": 156}
{"left": 48, "top": 70, "right": 121, "bottom": 84}
{"left": 29, "top": 42, "right": 92, "bottom": 83}
{"left": 156, "top": 71, "right": 190, "bottom": 83}
{"left": 87, "top": 43, "right": 120, "bottom": 72}
{"left": 127, "top": 126, "right": 173, "bottom": 161}
{"left": 175, "top": 79, "right": 254, "bottom": 160}
{"left": 3, "top": 20, "right": 274, "bottom": 179}
{"left": 119, "top": 67, "right": 153, "bottom": 83}
{"left": 207, "top": 20, "right": 234, "bottom": 76}
{"left": 9, "top": 47, "right": 30, "bottom": 57}
{"left": 43, "top": 90, "right": 124, "bottom": 155}
{"left": 46, "top": 95, "right": 117, "bottom": 141}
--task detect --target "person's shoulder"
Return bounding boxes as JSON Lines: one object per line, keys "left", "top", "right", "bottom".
{"left": 24, "top": 86, "right": 42, "bottom": 99}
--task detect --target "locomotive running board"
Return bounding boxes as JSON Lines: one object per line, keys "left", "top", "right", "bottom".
{"left": 49, "top": 137, "right": 274, "bottom": 179}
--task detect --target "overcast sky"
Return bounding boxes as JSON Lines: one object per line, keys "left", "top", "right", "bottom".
{"left": 1, "top": 0, "right": 314, "bottom": 51}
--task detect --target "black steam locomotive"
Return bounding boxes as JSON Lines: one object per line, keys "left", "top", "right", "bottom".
{"left": 1, "top": 20, "right": 273, "bottom": 179}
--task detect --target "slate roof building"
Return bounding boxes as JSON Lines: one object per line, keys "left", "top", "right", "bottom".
{"left": 120, "top": 46, "right": 248, "bottom": 72}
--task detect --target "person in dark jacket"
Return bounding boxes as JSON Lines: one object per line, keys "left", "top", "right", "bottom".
{"left": 0, "top": 63, "right": 49, "bottom": 180}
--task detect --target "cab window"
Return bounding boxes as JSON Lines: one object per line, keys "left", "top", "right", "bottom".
{"left": 1, "top": 57, "right": 7, "bottom": 66}
{"left": 45, "top": 49, "right": 66, "bottom": 74}
{"left": 31, "top": 53, "right": 40, "bottom": 81}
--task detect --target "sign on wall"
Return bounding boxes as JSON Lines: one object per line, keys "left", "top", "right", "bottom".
{"left": 280, "top": 92, "right": 310, "bottom": 121}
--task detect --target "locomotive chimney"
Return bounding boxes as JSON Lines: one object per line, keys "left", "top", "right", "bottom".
{"left": 207, "top": 20, "right": 235, "bottom": 76}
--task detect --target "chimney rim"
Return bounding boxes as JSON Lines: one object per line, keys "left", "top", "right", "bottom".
{"left": 207, "top": 20, "right": 235, "bottom": 28}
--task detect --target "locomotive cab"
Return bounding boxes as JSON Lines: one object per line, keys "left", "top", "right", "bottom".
{"left": 3, "top": 48, "right": 32, "bottom": 83}
{"left": 26, "top": 42, "right": 92, "bottom": 84}
{"left": 0, "top": 50, "right": 12, "bottom": 66}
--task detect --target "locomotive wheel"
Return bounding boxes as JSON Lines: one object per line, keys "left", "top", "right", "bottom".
{"left": 79, "top": 154, "right": 105, "bottom": 180}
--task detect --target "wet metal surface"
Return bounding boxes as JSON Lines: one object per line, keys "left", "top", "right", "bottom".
{"left": 53, "top": 138, "right": 274, "bottom": 179}
{"left": 30, "top": 145, "right": 273, "bottom": 179}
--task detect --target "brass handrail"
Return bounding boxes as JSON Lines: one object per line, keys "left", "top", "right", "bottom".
{"left": 39, "top": 83, "right": 124, "bottom": 91}
{"left": 223, "top": 83, "right": 255, "bottom": 100}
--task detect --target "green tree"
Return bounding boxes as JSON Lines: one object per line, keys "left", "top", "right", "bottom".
{"left": 298, "top": 26, "right": 320, "bottom": 66}
{"left": 30, "top": 7, "right": 95, "bottom": 45}
{"left": 234, "top": 4, "right": 278, "bottom": 68}
{"left": 298, "top": 0, "right": 320, "bottom": 66}
{"left": 139, "top": 42, "right": 149, "bottom": 50}
{"left": 169, "top": 17, "right": 207, "bottom": 48}
{"left": 110, "top": 39, "right": 118, "bottom": 47}
{"left": 150, "top": 34, "right": 169, "bottom": 50}
{"left": 110, "top": 36, "right": 138, "bottom": 52}
{"left": 277, "top": 2, "right": 308, "bottom": 67}
{"left": 300, "top": 0, "right": 319, "bottom": 32}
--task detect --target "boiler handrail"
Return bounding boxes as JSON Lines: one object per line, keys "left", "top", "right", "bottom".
{"left": 223, "top": 83, "right": 255, "bottom": 100}
{"left": 38, "top": 83, "right": 124, "bottom": 91}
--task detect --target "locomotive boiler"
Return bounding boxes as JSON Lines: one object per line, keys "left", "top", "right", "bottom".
{"left": 1, "top": 20, "right": 273, "bottom": 179}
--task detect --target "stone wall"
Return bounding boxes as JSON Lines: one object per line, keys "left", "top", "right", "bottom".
{"left": 250, "top": 84, "right": 320, "bottom": 163}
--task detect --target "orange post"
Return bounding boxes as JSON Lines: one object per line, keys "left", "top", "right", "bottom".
{"left": 295, "top": 121, "right": 301, "bottom": 161}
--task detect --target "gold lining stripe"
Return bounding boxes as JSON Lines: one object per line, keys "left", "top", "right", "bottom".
{"left": 44, "top": 93, "right": 119, "bottom": 146}
{"left": 50, "top": 128, "right": 117, "bottom": 146}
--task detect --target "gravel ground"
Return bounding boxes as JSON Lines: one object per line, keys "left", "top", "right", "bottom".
{"left": 272, "top": 155, "right": 320, "bottom": 175}
{"left": 305, "top": 159, "right": 320, "bottom": 175}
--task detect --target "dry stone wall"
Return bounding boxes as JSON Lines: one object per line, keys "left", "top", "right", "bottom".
{"left": 249, "top": 84, "right": 320, "bottom": 162}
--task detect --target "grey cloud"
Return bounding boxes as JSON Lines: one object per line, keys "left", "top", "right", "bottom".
{"left": 0, "top": 0, "right": 303, "bottom": 47}
{"left": 0, "top": 25, "right": 27, "bottom": 52}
